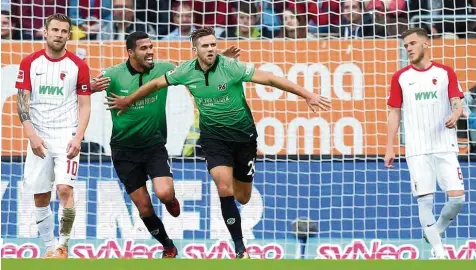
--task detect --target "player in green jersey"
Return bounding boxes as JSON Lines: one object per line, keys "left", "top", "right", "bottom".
{"left": 106, "top": 27, "right": 331, "bottom": 259}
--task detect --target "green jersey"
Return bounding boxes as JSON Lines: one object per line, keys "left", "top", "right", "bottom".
{"left": 165, "top": 55, "right": 256, "bottom": 142}
{"left": 104, "top": 60, "right": 174, "bottom": 149}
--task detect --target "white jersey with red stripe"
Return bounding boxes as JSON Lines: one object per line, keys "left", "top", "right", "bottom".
{"left": 387, "top": 62, "right": 464, "bottom": 157}
{"left": 15, "top": 49, "right": 92, "bottom": 139}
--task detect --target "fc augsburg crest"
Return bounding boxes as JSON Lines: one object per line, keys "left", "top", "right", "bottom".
{"left": 218, "top": 83, "right": 227, "bottom": 91}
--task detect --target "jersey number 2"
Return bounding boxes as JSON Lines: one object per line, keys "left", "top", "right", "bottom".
{"left": 67, "top": 160, "right": 78, "bottom": 176}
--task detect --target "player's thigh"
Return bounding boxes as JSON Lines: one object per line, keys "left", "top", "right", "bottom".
{"left": 111, "top": 148, "right": 148, "bottom": 195}
{"left": 23, "top": 142, "right": 55, "bottom": 195}
{"left": 53, "top": 150, "right": 80, "bottom": 189}
{"left": 434, "top": 152, "right": 465, "bottom": 193}
{"left": 232, "top": 140, "right": 257, "bottom": 184}
{"left": 406, "top": 154, "right": 437, "bottom": 197}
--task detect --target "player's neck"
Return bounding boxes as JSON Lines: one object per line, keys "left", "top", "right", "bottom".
{"left": 45, "top": 47, "right": 66, "bottom": 60}
{"left": 129, "top": 59, "right": 146, "bottom": 73}
{"left": 412, "top": 59, "right": 432, "bottom": 70}
{"left": 197, "top": 59, "right": 213, "bottom": 72}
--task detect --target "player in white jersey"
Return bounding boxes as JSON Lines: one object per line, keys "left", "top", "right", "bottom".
{"left": 385, "top": 28, "right": 465, "bottom": 259}
{"left": 15, "top": 13, "right": 92, "bottom": 258}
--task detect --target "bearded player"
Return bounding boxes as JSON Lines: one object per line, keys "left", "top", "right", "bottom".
{"left": 15, "top": 13, "right": 92, "bottom": 258}
{"left": 105, "top": 27, "right": 331, "bottom": 259}
{"left": 90, "top": 31, "right": 241, "bottom": 258}
{"left": 385, "top": 28, "right": 466, "bottom": 259}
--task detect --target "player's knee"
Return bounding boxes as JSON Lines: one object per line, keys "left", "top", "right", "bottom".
{"left": 34, "top": 192, "right": 51, "bottom": 207}
{"left": 155, "top": 185, "right": 174, "bottom": 204}
{"left": 216, "top": 183, "right": 233, "bottom": 197}
{"left": 56, "top": 185, "right": 74, "bottom": 206}
{"left": 136, "top": 202, "right": 154, "bottom": 217}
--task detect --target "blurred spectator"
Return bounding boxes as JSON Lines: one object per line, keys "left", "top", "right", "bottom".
{"left": 68, "top": 0, "right": 112, "bottom": 40}
{"left": 162, "top": 1, "right": 195, "bottom": 40}
{"left": 369, "top": 0, "right": 408, "bottom": 37}
{"left": 331, "top": 0, "right": 383, "bottom": 39}
{"left": 260, "top": 0, "right": 283, "bottom": 38}
{"left": 277, "top": 6, "right": 308, "bottom": 39}
{"left": 102, "top": 0, "right": 157, "bottom": 40}
{"left": 193, "top": 0, "right": 236, "bottom": 37}
{"left": 10, "top": 0, "right": 67, "bottom": 40}
{"left": 220, "top": 2, "right": 261, "bottom": 39}
{"left": 1, "top": 10, "right": 21, "bottom": 40}
{"left": 135, "top": 0, "right": 165, "bottom": 36}
{"left": 287, "top": 0, "right": 341, "bottom": 34}
{"left": 2, "top": 0, "right": 9, "bottom": 11}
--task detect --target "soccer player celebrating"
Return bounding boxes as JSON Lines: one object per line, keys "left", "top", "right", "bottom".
{"left": 15, "top": 14, "right": 92, "bottom": 258}
{"left": 106, "top": 27, "right": 331, "bottom": 259}
{"left": 385, "top": 28, "right": 465, "bottom": 259}
{"left": 90, "top": 31, "right": 242, "bottom": 258}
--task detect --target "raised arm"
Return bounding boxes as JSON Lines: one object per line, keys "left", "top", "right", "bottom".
{"left": 250, "top": 69, "right": 330, "bottom": 111}
{"left": 105, "top": 75, "right": 169, "bottom": 114}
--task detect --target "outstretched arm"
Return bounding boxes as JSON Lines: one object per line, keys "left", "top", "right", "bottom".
{"left": 105, "top": 75, "right": 169, "bottom": 114}
{"left": 250, "top": 69, "right": 331, "bottom": 111}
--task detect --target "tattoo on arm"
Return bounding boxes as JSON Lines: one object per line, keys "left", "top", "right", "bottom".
{"left": 17, "top": 89, "right": 31, "bottom": 123}
{"left": 451, "top": 98, "right": 460, "bottom": 112}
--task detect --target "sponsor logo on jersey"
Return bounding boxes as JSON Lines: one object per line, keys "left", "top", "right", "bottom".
{"left": 16, "top": 70, "right": 24, "bottom": 83}
{"left": 415, "top": 91, "right": 437, "bottom": 101}
{"left": 218, "top": 83, "right": 227, "bottom": 91}
{"left": 39, "top": 85, "right": 64, "bottom": 96}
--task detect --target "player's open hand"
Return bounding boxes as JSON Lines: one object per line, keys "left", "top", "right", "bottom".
{"left": 30, "top": 135, "right": 48, "bottom": 159}
{"left": 91, "top": 73, "right": 110, "bottom": 92}
{"left": 66, "top": 136, "right": 81, "bottom": 159}
{"left": 445, "top": 113, "right": 459, "bottom": 129}
{"left": 305, "top": 93, "right": 331, "bottom": 112}
{"left": 221, "top": 45, "right": 241, "bottom": 59}
{"left": 384, "top": 149, "right": 395, "bottom": 168}
{"left": 105, "top": 93, "right": 130, "bottom": 115}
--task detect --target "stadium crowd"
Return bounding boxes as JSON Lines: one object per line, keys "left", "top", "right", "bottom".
{"left": 1, "top": 0, "right": 476, "bottom": 41}
{"left": 1, "top": 0, "right": 476, "bottom": 152}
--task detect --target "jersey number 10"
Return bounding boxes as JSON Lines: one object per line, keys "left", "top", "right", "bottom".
{"left": 67, "top": 160, "right": 78, "bottom": 176}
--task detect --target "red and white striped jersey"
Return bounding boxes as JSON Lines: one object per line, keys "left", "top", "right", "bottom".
{"left": 15, "top": 49, "right": 91, "bottom": 138}
{"left": 387, "top": 62, "right": 464, "bottom": 157}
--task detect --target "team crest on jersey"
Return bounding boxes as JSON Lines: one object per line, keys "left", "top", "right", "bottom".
{"left": 60, "top": 71, "right": 68, "bottom": 81}
{"left": 16, "top": 70, "right": 24, "bottom": 83}
{"left": 218, "top": 83, "right": 227, "bottom": 91}
{"left": 432, "top": 77, "right": 437, "bottom": 85}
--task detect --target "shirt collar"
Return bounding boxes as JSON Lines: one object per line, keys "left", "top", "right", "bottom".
{"left": 126, "top": 59, "right": 151, "bottom": 75}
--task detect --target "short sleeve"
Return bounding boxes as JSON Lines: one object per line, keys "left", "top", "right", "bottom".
{"left": 164, "top": 64, "right": 184, "bottom": 86}
{"left": 387, "top": 72, "right": 403, "bottom": 108}
{"left": 15, "top": 57, "right": 32, "bottom": 91}
{"left": 447, "top": 68, "right": 464, "bottom": 99}
{"left": 230, "top": 59, "right": 255, "bottom": 82}
{"left": 76, "top": 62, "right": 92, "bottom": 95}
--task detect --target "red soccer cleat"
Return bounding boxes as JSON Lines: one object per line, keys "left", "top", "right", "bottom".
{"left": 162, "top": 246, "right": 178, "bottom": 258}
{"left": 165, "top": 197, "right": 180, "bottom": 217}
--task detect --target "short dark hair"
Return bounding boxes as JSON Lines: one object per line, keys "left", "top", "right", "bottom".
{"left": 45, "top": 13, "right": 72, "bottom": 31}
{"left": 402, "top": 27, "right": 429, "bottom": 39}
{"left": 239, "top": 1, "right": 258, "bottom": 15}
{"left": 126, "top": 31, "right": 150, "bottom": 50}
{"left": 190, "top": 26, "right": 215, "bottom": 47}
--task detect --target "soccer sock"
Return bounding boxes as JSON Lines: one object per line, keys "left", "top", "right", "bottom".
{"left": 220, "top": 196, "right": 245, "bottom": 253}
{"left": 59, "top": 207, "right": 76, "bottom": 248}
{"left": 435, "top": 195, "right": 465, "bottom": 234}
{"left": 35, "top": 206, "right": 55, "bottom": 252}
{"left": 418, "top": 194, "right": 445, "bottom": 257}
{"left": 141, "top": 215, "right": 174, "bottom": 248}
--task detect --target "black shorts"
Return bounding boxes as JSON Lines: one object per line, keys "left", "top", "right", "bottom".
{"left": 200, "top": 138, "right": 257, "bottom": 183}
{"left": 111, "top": 143, "right": 173, "bottom": 194}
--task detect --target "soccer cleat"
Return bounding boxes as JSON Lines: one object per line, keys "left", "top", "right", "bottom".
{"left": 165, "top": 197, "right": 181, "bottom": 218}
{"left": 43, "top": 250, "right": 55, "bottom": 258}
{"left": 162, "top": 246, "right": 178, "bottom": 258}
{"left": 236, "top": 251, "right": 250, "bottom": 259}
{"left": 54, "top": 246, "right": 68, "bottom": 258}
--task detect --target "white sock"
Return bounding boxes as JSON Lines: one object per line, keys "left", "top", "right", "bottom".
{"left": 435, "top": 195, "right": 465, "bottom": 234}
{"left": 417, "top": 195, "right": 445, "bottom": 258}
{"left": 35, "top": 206, "right": 55, "bottom": 252}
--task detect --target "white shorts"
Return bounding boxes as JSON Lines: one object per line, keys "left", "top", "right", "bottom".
{"left": 406, "top": 152, "right": 465, "bottom": 197}
{"left": 23, "top": 131, "right": 79, "bottom": 194}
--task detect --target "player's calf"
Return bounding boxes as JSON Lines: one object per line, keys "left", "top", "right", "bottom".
{"left": 435, "top": 191, "right": 465, "bottom": 234}
{"left": 34, "top": 193, "right": 56, "bottom": 255}
{"left": 233, "top": 179, "right": 252, "bottom": 205}
{"left": 56, "top": 184, "right": 76, "bottom": 257}
{"left": 418, "top": 194, "right": 446, "bottom": 258}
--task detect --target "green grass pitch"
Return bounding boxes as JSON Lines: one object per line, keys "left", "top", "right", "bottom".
{"left": 2, "top": 259, "right": 476, "bottom": 270}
